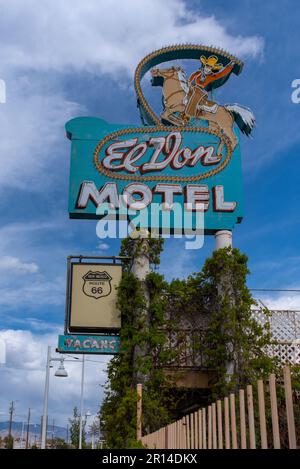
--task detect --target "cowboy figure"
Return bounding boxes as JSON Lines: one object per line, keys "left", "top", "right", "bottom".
{"left": 184, "top": 55, "right": 235, "bottom": 119}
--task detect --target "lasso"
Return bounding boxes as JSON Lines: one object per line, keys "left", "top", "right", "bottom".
{"left": 94, "top": 45, "right": 243, "bottom": 182}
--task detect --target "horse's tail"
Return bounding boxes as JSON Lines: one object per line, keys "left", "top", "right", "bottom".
{"left": 225, "top": 103, "right": 255, "bottom": 136}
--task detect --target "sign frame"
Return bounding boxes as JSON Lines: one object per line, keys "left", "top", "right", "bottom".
{"left": 57, "top": 334, "right": 120, "bottom": 355}
{"left": 64, "top": 255, "right": 129, "bottom": 335}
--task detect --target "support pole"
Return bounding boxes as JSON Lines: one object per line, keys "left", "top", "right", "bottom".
{"left": 79, "top": 354, "right": 85, "bottom": 449}
{"left": 41, "top": 346, "right": 51, "bottom": 449}
{"left": 214, "top": 230, "right": 232, "bottom": 250}
{"left": 130, "top": 233, "right": 151, "bottom": 386}
{"left": 131, "top": 234, "right": 150, "bottom": 281}
{"left": 215, "top": 230, "right": 234, "bottom": 377}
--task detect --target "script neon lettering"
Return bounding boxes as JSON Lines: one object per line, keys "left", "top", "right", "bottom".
{"left": 102, "top": 132, "right": 217, "bottom": 175}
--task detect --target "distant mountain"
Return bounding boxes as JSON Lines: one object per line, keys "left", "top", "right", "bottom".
{"left": 0, "top": 421, "right": 67, "bottom": 441}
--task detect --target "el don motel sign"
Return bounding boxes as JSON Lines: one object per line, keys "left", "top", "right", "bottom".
{"left": 66, "top": 45, "right": 255, "bottom": 234}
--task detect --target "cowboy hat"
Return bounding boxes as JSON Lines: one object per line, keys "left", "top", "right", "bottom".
{"left": 200, "top": 55, "right": 223, "bottom": 71}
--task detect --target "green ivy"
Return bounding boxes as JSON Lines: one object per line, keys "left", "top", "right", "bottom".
{"left": 199, "top": 247, "right": 278, "bottom": 397}
{"left": 100, "top": 242, "right": 279, "bottom": 448}
{"left": 100, "top": 238, "right": 176, "bottom": 448}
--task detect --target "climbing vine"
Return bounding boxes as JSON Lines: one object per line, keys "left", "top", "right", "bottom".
{"left": 119, "top": 235, "right": 164, "bottom": 271}
{"left": 100, "top": 237, "right": 177, "bottom": 448}
{"left": 100, "top": 243, "right": 278, "bottom": 448}
{"left": 193, "top": 247, "right": 277, "bottom": 398}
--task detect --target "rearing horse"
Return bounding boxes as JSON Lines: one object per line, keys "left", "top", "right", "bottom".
{"left": 151, "top": 66, "right": 255, "bottom": 156}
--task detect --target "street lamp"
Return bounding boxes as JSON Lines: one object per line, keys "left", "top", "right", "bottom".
{"left": 41, "top": 346, "right": 80, "bottom": 449}
{"left": 54, "top": 360, "right": 68, "bottom": 378}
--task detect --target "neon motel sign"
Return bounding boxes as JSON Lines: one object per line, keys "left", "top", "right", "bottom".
{"left": 66, "top": 45, "right": 254, "bottom": 235}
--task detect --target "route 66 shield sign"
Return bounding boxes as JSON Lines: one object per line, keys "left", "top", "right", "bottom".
{"left": 82, "top": 271, "right": 112, "bottom": 299}
{"left": 67, "top": 262, "right": 122, "bottom": 332}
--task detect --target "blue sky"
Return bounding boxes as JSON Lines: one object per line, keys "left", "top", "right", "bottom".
{"left": 0, "top": 0, "right": 300, "bottom": 427}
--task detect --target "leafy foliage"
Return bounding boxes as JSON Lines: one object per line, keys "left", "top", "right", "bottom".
{"left": 194, "top": 247, "right": 277, "bottom": 397}
{"left": 119, "top": 235, "right": 164, "bottom": 271}
{"left": 100, "top": 242, "right": 278, "bottom": 447}
{"left": 4, "top": 435, "right": 14, "bottom": 449}
{"left": 69, "top": 406, "right": 86, "bottom": 449}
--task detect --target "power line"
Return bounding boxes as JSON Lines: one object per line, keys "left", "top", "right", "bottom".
{"left": 249, "top": 288, "right": 300, "bottom": 292}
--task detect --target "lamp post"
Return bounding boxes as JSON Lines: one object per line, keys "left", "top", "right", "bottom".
{"left": 41, "top": 346, "right": 79, "bottom": 449}
{"left": 78, "top": 355, "right": 85, "bottom": 450}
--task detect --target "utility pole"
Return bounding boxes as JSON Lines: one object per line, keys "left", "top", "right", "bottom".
{"left": 66, "top": 424, "right": 69, "bottom": 446}
{"left": 40, "top": 415, "right": 43, "bottom": 448}
{"left": 8, "top": 400, "right": 15, "bottom": 439}
{"left": 52, "top": 418, "right": 55, "bottom": 448}
{"left": 25, "top": 408, "right": 30, "bottom": 449}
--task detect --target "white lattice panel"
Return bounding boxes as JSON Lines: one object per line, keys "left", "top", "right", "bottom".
{"left": 163, "top": 309, "right": 300, "bottom": 368}
{"left": 253, "top": 309, "right": 300, "bottom": 365}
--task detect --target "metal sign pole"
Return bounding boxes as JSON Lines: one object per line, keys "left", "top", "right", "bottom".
{"left": 78, "top": 354, "right": 85, "bottom": 449}
{"left": 41, "top": 346, "right": 51, "bottom": 449}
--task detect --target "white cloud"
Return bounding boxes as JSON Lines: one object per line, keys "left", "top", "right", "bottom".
{"left": 255, "top": 294, "right": 300, "bottom": 311}
{"left": 0, "top": 0, "right": 264, "bottom": 77}
{"left": 0, "top": 84, "right": 82, "bottom": 191}
{"left": 0, "top": 0, "right": 264, "bottom": 194}
{"left": 97, "top": 242, "right": 110, "bottom": 251}
{"left": 0, "top": 328, "right": 110, "bottom": 427}
{"left": 0, "top": 276, "right": 65, "bottom": 309}
{"left": 0, "top": 219, "right": 70, "bottom": 310}
{"left": 0, "top": 256, "right": 39, "bottom": 273}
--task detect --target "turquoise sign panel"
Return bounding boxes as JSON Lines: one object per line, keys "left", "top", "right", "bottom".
{"left": 57, "top": 334, "right": 120, "bottom": 354}
{"left": 66, "top": 116, "right": 243, "bottom": 235}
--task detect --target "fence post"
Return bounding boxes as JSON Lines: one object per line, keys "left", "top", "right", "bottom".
{"left": 186, "top": 414, "right": 191, "bottom": 449}
{"left": 190, "top": 413, "right": 194, "bottom": 449}
{"left": 283, "top": 366, "right": 297, "bottom": 449}
{"left": 224, "top": 397, "right": 230, "bottom": 449}
{"left": 212, "top": 403, "right": 217, "bottom": 449}
{"left": 230, "top": 393, "right": 238, "bottom": 449}
{"left": 202, "top": 407, "right": 207, "bottom": 449}
{"left": 269, "top": 373, "right": 281, "bottom": 449}
{"left": 182, "top": 416, "right": 187, "bottom": 450}
{"left": 208, "top": 405, "right": 212, "bottom": 449}
{"left": 198, "top": 410, "right": 203, "bottom": 449}
{"left": 247, "top": 385, "right": 256, "bottom": 449}
{"left": 217, "top": 400, "right": 223, "bottom": 449}
{"left": 136, "top": 383, "right": 142, "bottom": 441}
{"left": 239, "top": 389, "right": 247, "bottom": 449}
{"left": 194, "top": 411, "right": 199, "bottom": 449}
{"left": 165, "top": 425, "right": 168, "bottom": 449}
{"left": 181, "top": 418, "right": 186, "bottom": 449}
{"left": 257, "top": 379, "right": 268, "bottom": 449}
{"left": 172, "top": 423, "right": 175, "bottom": 449}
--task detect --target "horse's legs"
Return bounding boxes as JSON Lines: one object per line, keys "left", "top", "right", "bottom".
{"left": 161, "top": 97, "right": 186, "bottom": 125}
{"left": 198, "top": 112, "right": 224, "bottom": 156}
{"left": 222, "top": 123, "right": 238, "bottom": 151}
{"left": 215, "top": 108, "right": 237, "bottom": 150}
{"left": 198, "top": 108, "right": 237, "bottom": 155}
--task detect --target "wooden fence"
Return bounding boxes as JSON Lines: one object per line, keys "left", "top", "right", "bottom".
{"left": 140, "top": 366, "right": 298, "bottom": 449}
